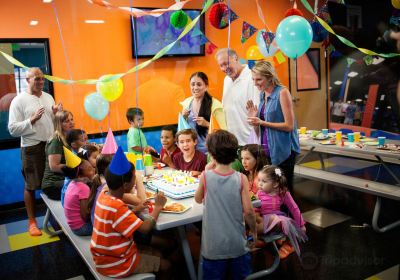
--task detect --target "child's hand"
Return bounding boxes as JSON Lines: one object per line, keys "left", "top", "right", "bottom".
{"left": 132, "top": 201, "right": 149, "bottom": 213}
{"left": 162, "top": 153, "right": 173, "bottom": 166}
{"left": 205, "top": 159, "right": 216, "bottom": 170}
{"left": 189, "top": 170, "right": 201, "bottom": 177}
{"left": 153, "top": 192, "right": 167, "bottom": 209}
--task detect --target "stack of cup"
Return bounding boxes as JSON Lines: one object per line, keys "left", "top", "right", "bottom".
{"left": 135, "top": 157, "right": 144, "bottom": 175}
{"left": 347, "top": 133, "right": 354, "bottom": 143}
{"left": 378, "top": 136, "right": 386, "bottom": 147}
{"left": 354, "top": 132, "right": 361, "bottom": 142}
{"left": 143, "top": 154, "right": 154, "bottom": 176}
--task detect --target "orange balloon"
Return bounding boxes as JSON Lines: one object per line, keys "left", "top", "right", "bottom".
{"left": 246, "top": 45, "right": 263, "bottom": 60}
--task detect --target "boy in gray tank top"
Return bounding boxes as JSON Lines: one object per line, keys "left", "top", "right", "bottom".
{"left": 195, "top": 130, "right": 257, "bottom": 279}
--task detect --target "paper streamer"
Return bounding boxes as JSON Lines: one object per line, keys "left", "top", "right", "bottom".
{"left": 88, "top": 0, "right": 192, "bottom": 18}
{"left": 300, "top": 0, "right": 400, "bottom": 58}
{"left": 0, "top": 0, "right": 214, "bottom": 85}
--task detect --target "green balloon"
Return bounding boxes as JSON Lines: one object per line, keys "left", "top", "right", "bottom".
{"left": 170, "top": 10, "right": 188, "bottom": 29}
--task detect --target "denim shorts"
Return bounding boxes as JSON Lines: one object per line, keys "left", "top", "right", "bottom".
{"left": 202, "top": 252, "right": 251, "bottom": 280}
{"left": 72, "top": 222, "right": 93, "bottom": 236}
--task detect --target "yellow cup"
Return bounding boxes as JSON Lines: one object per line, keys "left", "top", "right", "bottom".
{"left": 300, "top": 127, "right": 307, "bottom": 134}
{"left": 354, "top": 132, "right": 360, "bottom": 142}
{"left": 335, "top": 131, "right": 342, "bottom": 142}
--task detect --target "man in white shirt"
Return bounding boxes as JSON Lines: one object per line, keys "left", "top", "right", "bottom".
{"left": 215, "top": 48, "right": 259, "bottom": 145}
{"left": 8, "top": 67, "right": 61, "bottom": 236}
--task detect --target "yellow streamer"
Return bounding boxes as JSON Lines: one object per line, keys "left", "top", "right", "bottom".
{"left": 0, "top": 0, "right": 213, "bottom": 85}
{"left": 300, "top": 0, "right": 400, "bottom": 58}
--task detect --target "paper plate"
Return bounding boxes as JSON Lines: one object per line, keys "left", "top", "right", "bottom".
{"left": 365, "top": 141, "right": 379, "bottom": 146}
{"left": 161, "top": 203, "right": 192, "bottom": 214}
{"left": 319, "top": 140, "right": 336, "bottom": 145}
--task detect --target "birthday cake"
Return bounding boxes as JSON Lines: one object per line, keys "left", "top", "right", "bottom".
{"left": 146, "top": 170, "right": 199, "bottom": 199}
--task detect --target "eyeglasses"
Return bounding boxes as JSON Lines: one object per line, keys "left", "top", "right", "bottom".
{"left": 29, "top": 76, "right": 45, "bottom": 82}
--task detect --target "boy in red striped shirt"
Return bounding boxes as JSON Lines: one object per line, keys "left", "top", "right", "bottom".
{"left": 90, "top": 146, "right": 169, "bottom": 278}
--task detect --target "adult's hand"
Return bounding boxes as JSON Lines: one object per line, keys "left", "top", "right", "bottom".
{"left": 30, "top": 107, "right": 45, "bottom": 125}
{"left": 246, "top": 100, "right": 258, "bottom": 118}
{"left": 52, "top": 102, "right": 63, "bottom": 114}
{"left": 247, "top": 116, "right": 262, "bottom": 127}
{"left": 182, "top": 108, "right": 190, "bottom": 119}
{"left": 194, "top": 116, "right": 209, "bottom": 127}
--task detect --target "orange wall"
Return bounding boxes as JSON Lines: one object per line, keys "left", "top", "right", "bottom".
{"left": 0, "top": 0, "right": 311, "bottom": 134}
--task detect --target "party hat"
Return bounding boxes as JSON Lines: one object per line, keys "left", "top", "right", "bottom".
{"left": 108, "top": 146, "right": 132, "bottom": 176}
{"left": 102, "top": 128, "right": 118, "bottom": 154}
{"left": 178, "top": 113, "right": 191, "bottom": 132}
{"left": 63, "top": 146, "right": 81, "bottom": 168}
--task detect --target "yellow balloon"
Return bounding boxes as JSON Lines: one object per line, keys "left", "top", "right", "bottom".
{"left": 246, "top": 45, "right": 264, "bottom": 60}
{"left": 96, "top": 75, "right": 124, "bottom": 102}
{"left": 392, "top": 0, "right": 400, "bottom": 9}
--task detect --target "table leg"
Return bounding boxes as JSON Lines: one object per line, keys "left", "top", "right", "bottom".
{"left": 372, "top": 197, "right": 400, "bottom": 233}
{"left": 42, "top": 208, "right": 63, "bottom": 237}
{"left": 374, "top": 155, "right": 400, "bottom": 185}
{"left": 296, "top": 147, "right": 315, "bottom": 165}
{"left": 177, "top": 226, "right": 197, "bottom": 280}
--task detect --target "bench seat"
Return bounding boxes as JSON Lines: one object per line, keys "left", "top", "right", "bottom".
{"left": 40, "top": 193, "right": 155, "bottom": 280}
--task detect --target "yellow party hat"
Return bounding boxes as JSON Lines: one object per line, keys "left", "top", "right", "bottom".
{"left": 63, "top": 146, "right": 81, "bottom": 168}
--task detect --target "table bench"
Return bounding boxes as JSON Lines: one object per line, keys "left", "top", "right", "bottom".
{"left": 40, "top": 193, "right": 155, "bottom": 280}
{"left": 294, "top": 165, "right": 400, "bottom": 232}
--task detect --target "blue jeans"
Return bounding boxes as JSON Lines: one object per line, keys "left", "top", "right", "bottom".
{"left": 72, "top": 222, "right": 93, "bottom": 236}
{"left": 202, "top": 252, "right": 251, "bottom": 280}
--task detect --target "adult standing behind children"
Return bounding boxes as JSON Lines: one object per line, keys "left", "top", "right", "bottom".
{"left": 215, "top": 48, "right": 259, "bottom": 146}
{"left": 8, "top": 67, "right": 62, "bottom": 236}
{"left": 126, "top": 107, "right": 156, "bottom": 155}
{"left": 181, "top": 72, "right": 226, "bottom": 154}
{"left": 195, "top": 130, "right": 257, "bottom": 279}
{"left": 41, "top": 110, "right": 75, "bottom": 200}
{"left": 246, "top": 61, "right": 300, "bottom": 191}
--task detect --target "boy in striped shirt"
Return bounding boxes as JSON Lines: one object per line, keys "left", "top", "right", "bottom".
{"left": 90, "top": 146, "right": 168, "bottom": 278}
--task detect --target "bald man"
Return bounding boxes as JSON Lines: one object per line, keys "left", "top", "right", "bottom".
{"left": 8, "top": 67, "right": 62, "bottom": 236}
{"left": 215, "top": 48, "right": 259, "bottom": 145}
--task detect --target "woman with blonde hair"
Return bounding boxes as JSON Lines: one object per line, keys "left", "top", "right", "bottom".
{"left": 246, "top": 61, "right": 300, "bottom": 191}
{"left": 42, "top": 110, "right": 75, "bottom": 199}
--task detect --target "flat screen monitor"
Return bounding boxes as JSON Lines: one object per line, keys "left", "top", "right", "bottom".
{"left": 130, "top": 9, "right": 205, "bottom": 58}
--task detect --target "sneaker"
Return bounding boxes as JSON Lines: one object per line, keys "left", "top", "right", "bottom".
{"left": 28, "top": 222, "right": 42, "bottom": 236}
{"left": 278, "top": 243, "right": 294, "bottom": 259}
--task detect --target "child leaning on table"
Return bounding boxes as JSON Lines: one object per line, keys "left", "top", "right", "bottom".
{"left": 195, "top": 130, "right": 257, "bottom": 280}
{"left": 90, "top": 147, "right": 171, "bottom": 278}
{"left": 172, "top": 128, "right": 207, "bottom": 177}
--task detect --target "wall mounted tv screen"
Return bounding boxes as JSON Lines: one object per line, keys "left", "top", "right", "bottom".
{"left": 130, "top": 9, "right": 205, "bottom": 58}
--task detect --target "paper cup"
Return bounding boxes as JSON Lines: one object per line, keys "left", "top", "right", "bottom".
{"left": 378, "top": 136, "right": 386, "bottom": 146}
{"left": 322, "top": 129, "right": 329, "bottom": 136}
{"left": 347, "top": 133, "right": 354, "bottom": 142}
{"left": 354, "top": 132, "right": 360, "bottom": 142}
{"left": 335, "top": 131, "right": 342, "bottom": 142}
{"left": 300, "top": 127, "right": 307, "bottom": 134}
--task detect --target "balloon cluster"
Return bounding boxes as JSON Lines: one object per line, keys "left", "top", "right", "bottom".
{"left": 84, "top": 75, "right": 124, "bottom": 121}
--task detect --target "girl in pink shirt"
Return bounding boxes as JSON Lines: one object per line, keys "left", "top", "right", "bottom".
{"left": 256, "top": 165, "right": 307, "bottom": 259}
{"left": 63, "top": 159, "right": 95, "bottom": 236}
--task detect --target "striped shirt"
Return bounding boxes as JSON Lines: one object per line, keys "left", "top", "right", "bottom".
{"left": 90, "top": 190, "right": 143, "bottom": 278}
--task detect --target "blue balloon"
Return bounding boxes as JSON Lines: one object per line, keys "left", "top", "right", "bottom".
{"left": 84, "top": 92, "right": 109, "bottom": 121}
{"left": 276, "top": 16, "right": 313, "bottom": 59}
{"left": 256, "top": 29, "right": 278, "bottom": 57}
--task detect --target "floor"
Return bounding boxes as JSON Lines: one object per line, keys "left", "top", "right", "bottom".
{"left": 0, "top": 155, "right": 399, "bottom": 279}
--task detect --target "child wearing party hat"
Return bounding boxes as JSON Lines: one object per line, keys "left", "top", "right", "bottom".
{"left": 91, "top": 146, "right": 171, "bottom": 278}
{"left": 61, "top": 147, "right": 95, "bottom": 236}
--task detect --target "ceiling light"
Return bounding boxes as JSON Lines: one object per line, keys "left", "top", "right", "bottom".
{"left": 387, "top": 106, "right": 392, "bottom": 109}
{"left": 43, "top": 0, "right": 53, "bottom": 3}
{"left": 85, "top": 20, "right": 105, "bottom": 24}
{"left": 347, "top": 71, "right": 358, "bottom": 77}
{"left": 334, "top": 81, "right": 342, "bottom": 85}
{"left": 372, "top": 57, "right": 385, "bottom": 65}
{"left": 30, "top": 20, "right": 39, "bottom": 26}
{"left": 355, "top": 99, "right": 362, "bottom": 102}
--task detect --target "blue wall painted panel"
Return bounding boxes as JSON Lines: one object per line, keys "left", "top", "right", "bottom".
{"left": 0, "top": 129, "right": 162, "bottom": 206}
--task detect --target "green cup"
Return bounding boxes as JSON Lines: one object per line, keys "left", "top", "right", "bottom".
{"left": 143, "top": 154, "right": 153, "bottom": 166}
